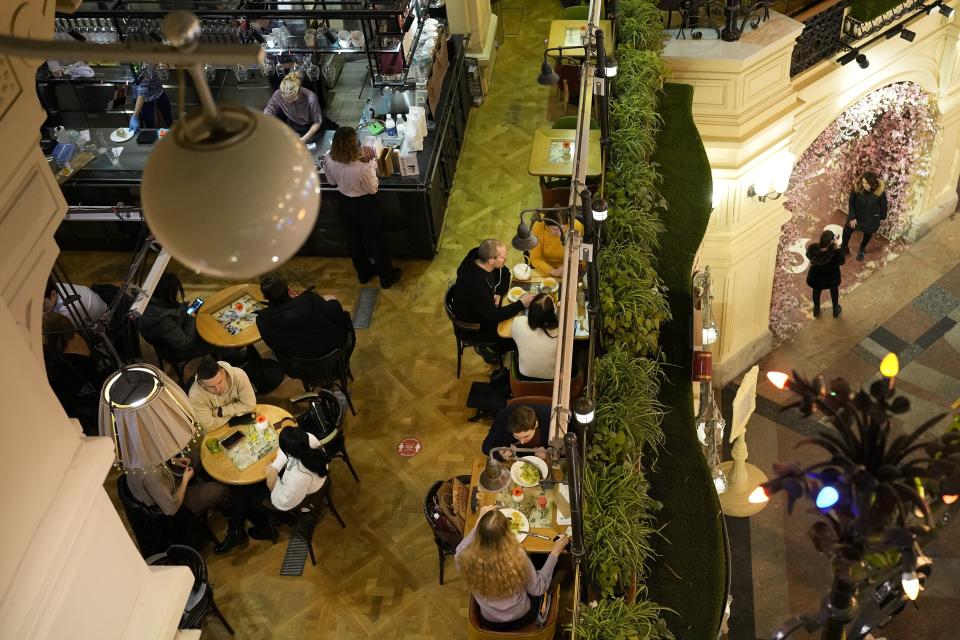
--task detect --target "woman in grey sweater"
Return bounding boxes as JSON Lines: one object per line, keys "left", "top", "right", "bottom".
{"left": 455, "top": 505, "right": 569, "bottom": 631}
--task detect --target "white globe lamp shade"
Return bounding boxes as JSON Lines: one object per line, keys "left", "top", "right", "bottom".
{"left": 142, "top": 106, "right": 320, "bottom": 278}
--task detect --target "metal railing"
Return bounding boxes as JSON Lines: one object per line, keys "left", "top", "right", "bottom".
{"left": 789, "top": 0, "right": 849, "bottom": 76}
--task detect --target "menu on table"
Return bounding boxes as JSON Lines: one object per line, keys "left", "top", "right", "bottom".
{"left": 213, "top": 295, "right": 265, "bottom": 335}
{"left": 221, "top": 426, "right": 279, "bottom": 472}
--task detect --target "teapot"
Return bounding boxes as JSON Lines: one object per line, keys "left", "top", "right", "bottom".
{"left": 513, "top": 256, "right": 532, "bottom": 281}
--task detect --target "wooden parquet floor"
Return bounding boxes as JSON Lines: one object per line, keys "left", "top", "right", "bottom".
{"left": 58, "top": 1, "right": 577, "bottom": 638}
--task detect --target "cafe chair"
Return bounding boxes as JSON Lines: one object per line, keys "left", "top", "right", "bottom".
{"left": 145, "top": 544, "right": 234, "bottom": 635}
{"left": 117, "top": 475, "right": 220, "bottom": 559}
{"left": 561, "top": 5, "right": 589, "bottom": 19}
{"left": 284, "top": 477, "right": 346, "bottom": 567}
{"left": 423, "top": 477, "right": 470, "bottom": 585}
{"left": 467, "top": 584, "right": 561, "bottom": 640}
{"left": 290, "top": 389, "right": 360, "bottom": 483}
{"left": 507, "top": 353, "right": 586, "bottom": 400}
{"left": 540, "top": 185, "right": 570, "bottom": 210}
{"left": 444, "top": 283, "right": 504, "bottom": 378}
{"left": 143, "top": 336, "right": 193, "bottom": 387}
{"left": 287, "top": 348, "right": 357, "bottom": 416}
{"left": 550, "top": 116, "right": 599, "bottom": 130}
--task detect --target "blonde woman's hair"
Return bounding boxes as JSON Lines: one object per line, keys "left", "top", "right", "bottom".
{"left": 458, "top": 510, "right": 528, "bottom": 599}
{"left": 279, "top": 72, "right": 302, "bottom": 98}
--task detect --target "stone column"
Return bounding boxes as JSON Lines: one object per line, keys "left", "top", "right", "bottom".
{"left": 663, "top": 14, "right": 805, "bottom": 384}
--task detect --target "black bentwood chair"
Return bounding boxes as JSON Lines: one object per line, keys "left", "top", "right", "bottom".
{"left": 444, "top": 283, "right": 504, "bottom": 378}
{"left": 146, "top": 544, "right": 234, "bottom": 635}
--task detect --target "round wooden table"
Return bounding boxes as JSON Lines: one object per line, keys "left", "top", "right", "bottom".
{"left": 195, "top": 283, "right": 266, "bottom": 348}
{"left": 200, "top": 404, "right": 295, "bottom": 485}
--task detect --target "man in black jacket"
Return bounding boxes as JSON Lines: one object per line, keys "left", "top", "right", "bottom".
{"left": 452, "top": 239, "right": 533, "bottom": 342}
{"left": 256, "top": 273, "right": 354, "bottom": 365}
{"left": 482, "top": 404, "right": 551, "bottom": 458}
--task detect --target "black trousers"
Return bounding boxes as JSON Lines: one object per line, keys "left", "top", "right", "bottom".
{"left": 812, "top": 286, "right": 839, "bottom": 310}
{"left": 141, "top": 92, "right": 173, "bottom": 129}
{"left": 840, "top": 225, "right": 873, "bottom": 253}
{"left": 337, "top": 194, "right": 396, "bottom": 283}
{"left": 225, "top": 483, "right": 271, "bottom": 533}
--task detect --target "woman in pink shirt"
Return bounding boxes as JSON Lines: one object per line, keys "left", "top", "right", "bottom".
{"left": 324, "top": 126, "right": 402, "bottom": 289}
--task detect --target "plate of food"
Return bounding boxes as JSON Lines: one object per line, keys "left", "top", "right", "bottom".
{"left": 109, "top": 127, "right": 135, "bottom": 143}
{"left": 507, "top": 286, "right": 525, "bottom": 302}
{"left": 511, "top": 456, "right": 548, "bottom": 488}
{"left": 540, "top": 277, "right": 559, "bottom": 293}
{"left": 500, "top": 508, "right": 529, "bottom": 542}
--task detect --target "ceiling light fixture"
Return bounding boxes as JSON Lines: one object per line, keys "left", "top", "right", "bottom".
{"left": 837, "top": 49, "right": 858, "bottom": 65}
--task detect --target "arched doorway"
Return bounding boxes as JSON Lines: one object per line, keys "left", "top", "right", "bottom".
{"left": 769, "top": 81, "right": 939, "bottom": 340}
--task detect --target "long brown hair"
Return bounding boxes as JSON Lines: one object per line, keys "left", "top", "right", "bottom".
{"left": 329, "top": 126, "right": 361, "bottom": 164}
{"left": 458, "top": 510, "right": 528, "bottom": 599}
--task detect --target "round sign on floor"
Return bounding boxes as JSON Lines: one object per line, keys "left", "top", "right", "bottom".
{"left": 397, "top": 438, "right": 421, "bottom": 457}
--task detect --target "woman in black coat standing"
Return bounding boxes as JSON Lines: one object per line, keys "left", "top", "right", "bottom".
{"left": 807, "top": 230, "right": 845, "bottom": 318}
{"left": 841, "top": 172, "right": 887, "bottom": 261}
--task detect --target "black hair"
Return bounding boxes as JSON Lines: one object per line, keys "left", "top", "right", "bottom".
{"left": 153, "top": 272, "right": 185, "bottom": 308}
{"left": 44, "top": 277, "right": 58, "bottom": 300}
{"left": 196, "top": 357, "right": 221, "bottom": 381}
{"left": 527, "top": 293, "right": 559, "bottom": 337}
{"left": 279, "top": 428, "right": 329, "bottom": 477}
{"left": 259, "top": 272, "right": 289, "bottom": 304}
{"left": 42, "top": 312, "right": 75, "bottom": 354}
{"left": 861, "top": 172, "right": 880, "bottom": 192}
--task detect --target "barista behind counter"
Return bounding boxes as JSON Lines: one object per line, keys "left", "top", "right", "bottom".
{"left": 264, "top": 72, "right": 339, "bottom": 144}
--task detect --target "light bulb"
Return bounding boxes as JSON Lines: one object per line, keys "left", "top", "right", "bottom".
{"left": 901, "top": 571, "right": 920, "bottom": 600}
{"left": 713, "top": 469, "right": 727, "bottom": 494}
{"left": 142, "top": 107, "right": 320, "bottom": 278}
{"left": 766, "top": 371, "right": 790, "bottom": 390}
{"left": 943, "top": 494, "right": 958, "bottom": 505}
{"left": 591, "top": 198, "right": 609, "bottom": 222}
{"left": 880, "top": 352, "right": 900, "bottom": 378}
{"left": 696, "top": 418, "right": 708, "bottom": 446}
{"left": 748, "top": 486, "right": 769, "bottom": 504}
{"left": 702, "top": 324, "right": 718, "bottom": 345}
{"left": 815, "top": 485, "right": 840, "bottom": 509}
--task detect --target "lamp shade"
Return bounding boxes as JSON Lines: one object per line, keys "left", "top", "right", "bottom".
{"left": 479, "top": 457, "right": 510, "bottom": 492}
{"left": 537, "top": 60, "right": 559, "bottom": 86}
{"left": 142, "top": 106, "right": 321, "bottom": 278}
{"left": 99, "top": 364, "right": 200, "bottom": 470}
{"left": 512, "top": 221, "right": 539, "bottom": 251}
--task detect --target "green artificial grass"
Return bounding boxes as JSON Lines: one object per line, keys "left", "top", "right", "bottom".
{"left": 849, "top": 0, "right": 903, "bottom": 20}
{"left": 646, "top": 83, "right": 726, "bottom": 640}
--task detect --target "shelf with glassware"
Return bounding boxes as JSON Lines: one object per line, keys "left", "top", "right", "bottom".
{"left": 51, "top": 35, "right": 471, "bottom": 260}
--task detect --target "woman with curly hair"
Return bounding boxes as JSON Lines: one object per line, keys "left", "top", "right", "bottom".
{"left": 456, "top": 505, "right": 569, "bottom": 631}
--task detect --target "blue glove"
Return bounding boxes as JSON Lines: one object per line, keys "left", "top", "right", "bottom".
{"left": 128, "top": 115, "right": 140, "bottom": 133}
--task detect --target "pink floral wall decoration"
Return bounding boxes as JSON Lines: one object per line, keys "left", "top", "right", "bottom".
{"left": 769, "top": 81, "right": 939, "bottom": 341}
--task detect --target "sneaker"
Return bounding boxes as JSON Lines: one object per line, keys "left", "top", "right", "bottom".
{"left": 214, "top": 529, "right": 249, "bottom": 555}
{"left": 833, "top": 304, "right": 842, "bottom": 318}
{"left": 248, "top": 524, "right": 278, "bottom": 542}
{"left": 381, "top": 268, "right": 403, "bottom": 289}
{"left": 358, "top": 272, "right": 375, "bottom": 285}
{"left": 813, "top": 307, "right": 821, "bottom": 318}
{"left": 856, "top": 250, "right": 865, "bottom": 261}
{"left": 474, "top": 345, "right": 500, "bottom": 365}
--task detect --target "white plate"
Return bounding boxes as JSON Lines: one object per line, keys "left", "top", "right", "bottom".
{"left": 510, "top": 456, "right": 548, "bottom": 487}
{"left": 110, "top": 128, "right": 135, "bottom": 143}
{"left": 506, "top": 287, "right": 525, "bottom": 302}
{"left": 500, "top": 508, "right": 529, "bottom": 543}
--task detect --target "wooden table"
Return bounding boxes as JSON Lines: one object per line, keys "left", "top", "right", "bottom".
{"left": 546, "top": 19, "right": 614, "bottom": 58}
{"left": 527, "top": 128, "right": 603, "bottom": 178}
{"left": 463, "top": 456, "right": 569, "bottom": 553}
{"left": 200, "top": 404, "right": 294, "bottom": 485}
{"left": 195, "top": 283, "right": 266, "bottom": 348}
{"left": 497, "top": 271, "right": 590, "bottom": 340}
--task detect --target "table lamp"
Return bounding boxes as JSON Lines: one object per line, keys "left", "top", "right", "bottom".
{"left": 98, "top": 364, "right": 201, "bottom": 473}
{"left": 478, "top": 455, "right": 511, "bottom": 492}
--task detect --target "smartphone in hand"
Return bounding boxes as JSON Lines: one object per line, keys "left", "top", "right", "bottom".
{"left": 186, "top": 297, "right": 204, "bottom": 315}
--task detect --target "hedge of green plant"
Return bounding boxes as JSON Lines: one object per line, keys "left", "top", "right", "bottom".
{"left": 573, "top": 2, "right": 722, "bottom": 638}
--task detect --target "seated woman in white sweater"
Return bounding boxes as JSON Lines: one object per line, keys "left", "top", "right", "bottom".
{"left": 510, "top": 294, "right": 559, "bottom": 379}
{"left": 266, "top": 427, "right": 328, "bottom": 511}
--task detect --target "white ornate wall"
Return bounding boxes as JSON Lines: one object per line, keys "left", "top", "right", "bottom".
{"left": 0, "top": 1, "right": 193, "bottom": 638}
{"left": 663, "top": 7, "right": 960, "bottom": 383}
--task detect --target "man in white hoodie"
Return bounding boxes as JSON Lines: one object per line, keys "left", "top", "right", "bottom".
{"left": 188, "top": 357, "right": 257, "bottom": 433}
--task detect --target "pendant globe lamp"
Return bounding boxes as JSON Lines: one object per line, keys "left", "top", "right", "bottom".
{"left": 141, "top": 11, "right": 320, "bottom": 278}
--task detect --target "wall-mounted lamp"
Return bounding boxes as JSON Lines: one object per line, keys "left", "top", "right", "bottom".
{"left": 747, "top": 151, "right": 795, "bottom": 201}
{"left": 927, "top": 1, "right": 955, "bottom": 17}
{"left": 591, "top": 197, "right": 609, "bottom": 221}
{"left": 837, "top": 48, "right": 868, "bottom": 68}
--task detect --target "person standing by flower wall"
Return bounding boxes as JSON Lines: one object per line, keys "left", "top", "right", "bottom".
{"left": 806, "top": 230, "right": 845, "bottom": 318}
{"left": 841, "top": 172, "right": 887, "bottom": 261}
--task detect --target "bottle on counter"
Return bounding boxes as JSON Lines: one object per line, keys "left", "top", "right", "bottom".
{"left": 396, "top": 114, "right": 406, "bottom": 135}
{"left": 385, "top": 114, "right": 397, "bottom": 136}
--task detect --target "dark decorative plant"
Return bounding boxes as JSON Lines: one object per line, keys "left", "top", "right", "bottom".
{"left": 758, "top": 363, "right": 960, "bottom": 640}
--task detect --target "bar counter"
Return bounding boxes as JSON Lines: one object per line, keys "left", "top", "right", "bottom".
{"left": 53, "top": 36, "right": 471, "bottom": 260}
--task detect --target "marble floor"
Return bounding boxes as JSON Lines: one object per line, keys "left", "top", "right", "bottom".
{"left": 724, "top": 213, "right": 960, "bottom": 640}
